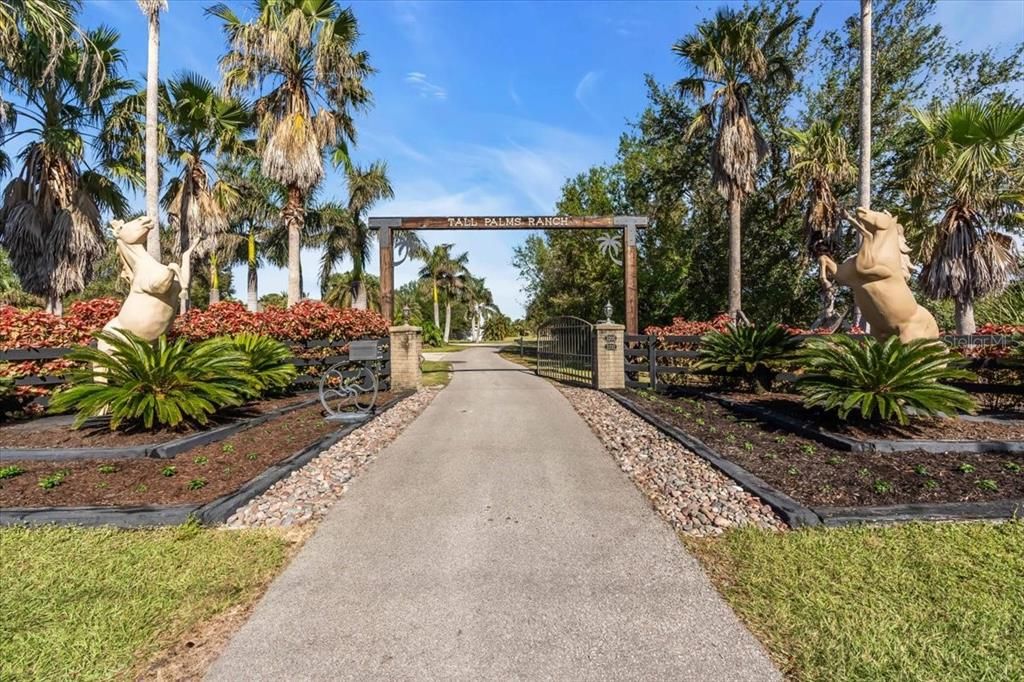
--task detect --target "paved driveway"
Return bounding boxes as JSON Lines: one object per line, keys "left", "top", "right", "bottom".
{"left": 207, "top": 347, "right": 779, "bottom": 681}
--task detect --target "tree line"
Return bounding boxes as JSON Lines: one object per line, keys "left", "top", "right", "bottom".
{"left": 514, "top": 0, "right": 1023, "bottom": 334}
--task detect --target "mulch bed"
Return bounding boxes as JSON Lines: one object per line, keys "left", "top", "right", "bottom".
{"left": 720, "top": 391, "right": 1024, "bottom": 441}
{"left": 628, "top": 390, "right": 1024, "bottom": 508}
{"left": 0, "top": 394, "right": 315, "bottom": 449}
{"left": 0, "top": 393, "right": 392, "bottom": 508}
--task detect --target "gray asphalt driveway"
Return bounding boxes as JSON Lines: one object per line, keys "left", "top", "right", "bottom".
{"left": 206, "top": 346, "right": 779, "bottom": 681}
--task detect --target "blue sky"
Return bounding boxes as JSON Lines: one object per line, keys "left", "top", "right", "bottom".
{"left": 65, "top": 1, "right": 1024, "bottom": 316}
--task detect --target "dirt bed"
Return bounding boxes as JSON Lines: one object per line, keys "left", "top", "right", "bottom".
{"left": 0, "top": 394, "right": 393, "bottom": 508}
{"left": 720, "top": 391, "right": 1024, "bottom": 441}
{"left": 627, "top": 390, "right": 1024, "bottom": 508}
{"left": 0, "top": 394, "right": 315, "bottom": 449}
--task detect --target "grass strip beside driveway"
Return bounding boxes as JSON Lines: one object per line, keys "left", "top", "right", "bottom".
{"left": 687, "top": 522, "right": 1024, "bottom": 681}
{"left": 0, "top": 524, "right": 289, "bottom": 681}
{"left": 421, "top": 360, "right": 453, "bottom": 388}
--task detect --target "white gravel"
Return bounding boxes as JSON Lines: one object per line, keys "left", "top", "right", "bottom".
{"left": 225, "top": 389, "right": 440, "bottom": 529}
{"left": 557, "top": 386, "right": 785, "bottom": 536}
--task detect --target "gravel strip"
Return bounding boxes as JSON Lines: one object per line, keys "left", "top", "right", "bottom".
{"left": 557, "top": 386, "right": 785, "bottom": 536}
{"left": 225, "top": 389, "right": 440, "bottom": 529}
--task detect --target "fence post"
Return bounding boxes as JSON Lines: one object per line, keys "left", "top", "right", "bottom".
{"left": 594, "top": 323, "right": 625, "bottom": 390}
{"left": 388, "top": 324, "right": 422, "bottom": 391}
{"left": 647, "top": 335, "right": 658, "bottom": 391}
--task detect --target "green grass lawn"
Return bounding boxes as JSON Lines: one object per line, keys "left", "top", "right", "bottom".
{"left": 687, "top": 522, "right": 1024, "bottom": 681}
{"left": 0, "top": 524, "right": 289, "bottom": 681}
{"left": 420, "top": 360, "right": 453, "bottom": 388}
{"left": 423, "top": 343, "right": 468, "bottom": 353}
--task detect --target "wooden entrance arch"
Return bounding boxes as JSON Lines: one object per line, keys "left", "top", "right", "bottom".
{"left": 368, "top": 215, "right": 649, "bottom": 335}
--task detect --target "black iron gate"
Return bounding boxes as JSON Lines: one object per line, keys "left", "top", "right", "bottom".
{"left": 536, "top": 316, "right": 594, "bottom": 386}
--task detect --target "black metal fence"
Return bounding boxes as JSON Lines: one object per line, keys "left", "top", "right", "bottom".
{"left": 1, "top": 337, "right": 391, "bottom": 402}
{"left": 536, "top": 316, "right": 594, "bottom": 387}
{"left": 625, "top": 333, "right": 1022, "bottom": 395}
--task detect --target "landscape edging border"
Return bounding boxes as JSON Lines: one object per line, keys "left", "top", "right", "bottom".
{"left": 703, "top": 390, "right": 1023, "bottom": 455}
{"left": 605, "top": 389, "right": 822, "bottom": 528}
{"left": 609, "top": 389, "right": 1023, "bottom": 528}
{"left": 1, "top": 396, "right": 319, "bottom": 462}
{"left": 0, "top": 392, "right": 411, "bottom": 528}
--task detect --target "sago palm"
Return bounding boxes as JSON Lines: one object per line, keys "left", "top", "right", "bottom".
{"left": 209, "top": 0, "right": 373, "bottom": 307}
{"left": 0, "top": 24, "right": 135, "bottom": 315}
{"left": 784, "top": 117, "right": 856, "bottom": 328}
{"left": 673, "top": 7, "right": 797, "bottom": 319}
{"left": 907, "top": 100, "right": 1024, "bottom": 334}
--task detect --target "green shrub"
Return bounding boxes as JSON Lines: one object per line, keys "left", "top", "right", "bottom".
{"left": 696, "top": 323, "right": 799, "bottom": 392}
{"left": 214, "top": 333, "right": 297, "bottom": 397}
{"left": 0, "top": 465, "right": 26, "bottom": 479}
{"left": 483, "top": 314, "right": 514, "bottom": 341}
{"left": 421, "top": 321, "right": 443, "bottom": 347}
{"left": 49, "top": 331, "right": 250, "bottom": 430}
{"left": 796, "top": 335, "right": 976, "bottom": 424}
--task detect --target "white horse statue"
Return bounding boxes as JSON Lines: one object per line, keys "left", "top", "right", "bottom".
{"left": 99, "top": 216, "right": 194, "bottom": 355}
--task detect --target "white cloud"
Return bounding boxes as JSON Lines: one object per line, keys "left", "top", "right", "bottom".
{"left": 574, "top": 70, "right": 603, "bottom": 120}
{"left": 404, "top": 72, "right": 448, "bottom": 100}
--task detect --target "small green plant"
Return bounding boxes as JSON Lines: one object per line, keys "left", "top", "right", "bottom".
{"left": 695, "top": 417, "right": 705, "bottom": 426}
{"left": 95, "top": 482, "right": 108, "bottom": 489}
{"left": 222, "top": 442, "right": 236, "bottom": 454}
{"left": 763, "top": 452, "right": 777, "bottom": 460}
{"left": 0, "top": 465, "right": 26, "bottom": 479}
{"left": 97, "top": 464, "right": 117, "bottom": 474}
{"left": 827, "top": 456, "right": 844, "bottom": 465}
{"left": 774, "top": 435, "right": 787, "bottom": 444}
{"left": 193, "top": 456, "right": 209, "bottom": 465}
{"left": 958, "top": 463, "right": 976, "bottom": 474}
{"left": 923, "top": 479, "right": 939, "bottom": 490}
{"left": 976, "top": 479, "right": 998, "bottom": 492}
{"left": 38, "top": 470, "right": 68, "bottom": 490}
{"left": 135, "top": 483, "right": 148, "bottom": 493}
{"left": 743, "top": 441, "right": 755, "bottom": 452}
{"left": 873, "top": 479, "right": 893, "bottom": 494}
{"left": 787, "top": 466, "right": 800, "bottom": 475}
{"left": 161, "top": 466, "right": 177, "bottom": 477}
{"left": 187, "top": 478, "right": 207, "bottom": 491}
{"left": 796, "top": 336, "right": 976, "bottom": 425}
{"left": 914, "top": 464, "right": 930, "bottom": 476}
{"left": 725, "top": 434, "right": 737, "bottom": 443}
{"left": 246, "top": 452, "right": 259, "bottom": 461}
{"left": 1005, "top": 462, "right": 1021, "bottom": 473}
{"left": 858, "top": 468, "right": 871, "bottom": 479}
{"left": 49, "top": 331, "right": 250, "bottom": 430}
{"left": 801, "top": 444, "right": 817, "bottom": 456}
{"left": 696, "top": 323, "right": 799, "bottom": 392}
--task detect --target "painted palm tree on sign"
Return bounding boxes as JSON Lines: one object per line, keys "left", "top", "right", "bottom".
{"left": 907, "top": 100, "right": 1024, "bottom": 335}
{"left": 784, "top": 118, "right": 855, "bottom": 328}
{"left": 673, "top": 7, "right": 797, "bottom": 320}
{"left": 0, "top": 24, "right": 135, "bottom": 314}
{"left": 209, "top": 0, "right": 373, "bottom": 308}
{"left": 137, "top": 0, "right": 166, "bottom": 259}
{"left": 597, "top": 232, "right": 622, "bottom": 266}
{"left": 394, "top": 229, "right": 427, "bottom": 266}
{"left": 159, "top": 72, "right": 250, "bottom": 312}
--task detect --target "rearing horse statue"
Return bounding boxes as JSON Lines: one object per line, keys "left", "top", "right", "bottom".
{"left": 99, "top": 216, "right": 194, "bottom": 355}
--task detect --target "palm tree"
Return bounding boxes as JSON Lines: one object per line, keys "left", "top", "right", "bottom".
{"left": 159, "top": 72, "right": 250, "bottom": 312}
{"left": 418, "top": 243, "right": 460, "bottom": 328}
{"left": 672, "top": 7, "right": 797, "bottom": 320}
{"left": 907, "top": 100, "right": 1023, "bottom": 335}
{"left": 858, "top": 0, "right": 872, "bottom": 210}
{"left": 209, "top": 0, "right": 373, "bottom": 308}
{"left": 461, "top": 274, "right": 497, "bottom": 342}
{"left": 324, "top": 271, "right": 380, "bottom": 310}
{"left": 438, "top": 251, "right": 468, "bottom": 344}
{"left": 314, "top": 161, "right": 392, "bottom": 308}
{"left": 0, "top": 25, "right": 134, "bottom": 314}
{"left": 785, "top": 118, "right": 856, "bottom": 327}
{"left": 137, "top": 0, "right": 166, "bottom": 259}
{"left": 218, "top": 156, "right": 281, "bottom": 311}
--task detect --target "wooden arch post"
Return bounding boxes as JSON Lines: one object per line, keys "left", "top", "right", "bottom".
{"left": 369, "top": 215, "right": 647, "bottom": 334}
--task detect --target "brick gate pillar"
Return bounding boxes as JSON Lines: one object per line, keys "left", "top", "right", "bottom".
{"left": 593, "top": 323, "right": 625, "bottom": 390}
{"left": 389, "top": 325, "right": 422, "bottom": 391}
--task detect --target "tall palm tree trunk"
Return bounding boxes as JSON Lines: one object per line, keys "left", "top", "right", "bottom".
{"left": 247, "top": 228, "right": 258, "bottom": 312}
{"left": 284, "top": 185, "right": 304, "bottom": 306}
{"left": 178, "top": 190, "right": 192, "bottom": 314}
{"left": 443, "top": 302, "right": 452, "bottom": 344}
{"left": 351, "top": 260, "right": 367, "bottom": 309}
{"left": 955, "top": 299, "right": 976, "bottom": 336}
{"left": 144, "top": 4, "right": 162, "bottom": 260}
{"left": 854, "top": 0, "right": 872, "bottom": 332}
{"left": 209, "top": 254, "right": 220, "bottom": 305}
{"left": 432, "top": 281, "right": 440, "bottom": 327}
{"left": 727, "top": 194, "right": 742, "bottom": 317}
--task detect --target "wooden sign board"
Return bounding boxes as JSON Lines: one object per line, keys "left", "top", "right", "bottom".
{"left": 369, "top": 216, "right": 648, "bottom": 230}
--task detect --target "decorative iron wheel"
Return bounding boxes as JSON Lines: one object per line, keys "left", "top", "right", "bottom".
{"left": 318, "top": 363, "right": 378, "bottom": 416}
